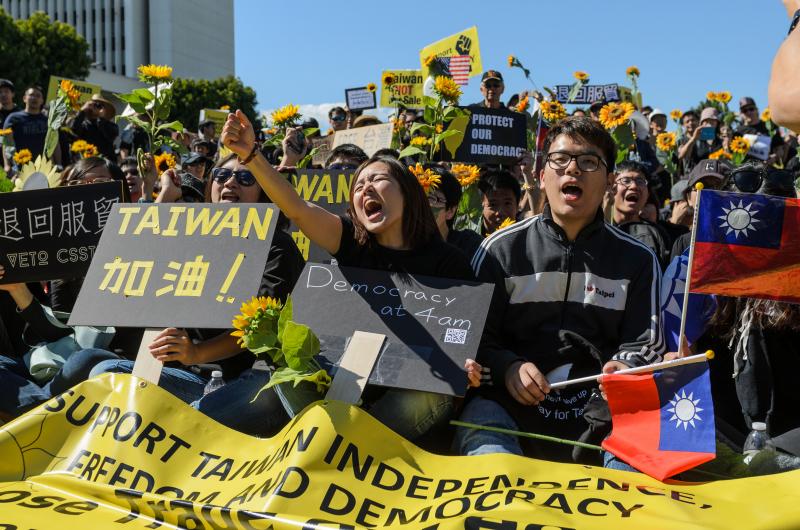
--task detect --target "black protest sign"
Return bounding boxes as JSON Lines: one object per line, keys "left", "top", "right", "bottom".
{"left": 291, "top": 263, "right": 494, "bottom": 396}
{"left": 554, "top": 83, "right": 621, "bottom": 104}
{"left": 68, "top": 203, "right": 277, "bottom": 328}
{"left": 345, "top": 87, "right": 377, "bottom": 111}
{"left": 441, "top": 106, "right": 527, "bottom": 165}
{"left": 289, "top": 169, "right": 354, "bottom": 263}
{"left": 0, "top": 181, "right": 124, "bottom": 284}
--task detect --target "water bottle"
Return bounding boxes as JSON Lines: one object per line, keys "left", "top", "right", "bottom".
{"left": 743, "top": 421, "right": 769, "bottom": 464}
{"left": 203, "top": 371, "right": 225, "bottom": 396}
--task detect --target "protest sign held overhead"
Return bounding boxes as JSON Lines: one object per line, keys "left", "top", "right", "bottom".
{"left": 291, "top": 263, "right": 494, "bottom": 396}
{"left": 0, "top": 182, "right": 124, "bottom": 284}
{"left": 420, "top": 26, "right": 482, "bottom": 84}
{"left": 46, "top": 75, "right": 101, "bottom": 105}
{"left": 332, "top": 122, "right": 393, "bottom": 157}
{"left": 440, "top": 106, "right": 527, "bottom": 164}
{"left": 344, "top": 86, "right": 377, "bottom": 111}
{"left": 380, "top": 69, "right": 424, "bottom": 108}
{"left": 289, "top": 168, "right": 354, "bottom": 262}
{"left": 68, "top": 203, "right": 277, "bottom": 328}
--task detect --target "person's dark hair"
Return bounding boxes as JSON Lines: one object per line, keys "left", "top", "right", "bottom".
{"left": 616, "top": 160, "right": 651, "bottom": 181}
{"left": 328, "top": 106, "right": 346, "bottom": 119}
{"left": 325, "top": 143, "right": 368, "bottom": 168}
{"left": 347, "top": 155, "right": 440, "bottom": 249}
{"left": 681, "top": 110, "right": 700, "bottom": 122}
{"left": 641, "top": 105, "right": 653, "bottom": 115}
{"left": 478, "top": 169, "right": 522, "bottom": 203}
{"left": 119, "top": 157, "right": 137, "bottom": 168}
{"left": 589, "top": 101, "right": 605, "bottom": 116}
{"left": 542, "top": 116, "right": 617, "bottom": 172}
{"left": 425, "top": 164, "right": 461, "bottom": 228}
{"left": 60, "top": 157, "right": 123, "bottom": 186}
{"left": 25, "top": 85, "right": 44, "bottom": 96}
{"left": 372, "top": 148, "right": 400, "bottom": 159}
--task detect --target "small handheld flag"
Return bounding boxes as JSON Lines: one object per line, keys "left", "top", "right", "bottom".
{"left": 602, "top": 356, "right": 716, "bottom": 481}
{"left": 661, "top": 249, "right": 717, "bottom": 352}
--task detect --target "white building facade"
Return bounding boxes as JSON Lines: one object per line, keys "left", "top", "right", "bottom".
{"left": 1, "top": 0, "right": 234, "bottom": 93}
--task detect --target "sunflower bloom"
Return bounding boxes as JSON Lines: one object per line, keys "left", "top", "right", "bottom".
{"left": 598, "top": 101, "right": 635, "bottom": 130}
{"left": 382, "top": 73, "right": 396, "bottom": 86}
{"left": 626, "top": 66, "right": 640, "bottom": 77}
{"left": 366, "top": 83, "right": 377, "bottom": 93}
{"left": 540, "top": 100, "right": 567, "bottom": 123}
{"left": 497, "top": 218, "right": 516, "bottom": 230}
{"left": 670, "top": 109, "right": 682, "bottom": 121}
{"left": 507, "top": 55, "right": 516, "bottom": 67}
{"left": 515, "top": 95, "right": 529, "bottom": 113}
{"left": 730, "top": 136, "right": 750, "bottom": 155}
{"left": 762, "top": 108, "right": 771, "bottom": 122}
{"left": 435, "top": 123, "right": 444, "bottom": 134}
{"left": 573, "top": 71, "right": 589, "bottom": 82}
{"left": 709, "top": 149, "right": 732, "bottom": 161}
{"left": 13, "top": 149, "right": 32, "bottom": 166}
{"left": 716, "top": 91, "right": 732, "bottom": 104}
{"left": 59, "top": 79, "right": 81, "bottom": 110}
{"left": 433, "top": 76, "right": 462, "bottom": 105}
{"left": 70, "top": 140, "right": 88, "bottom": 152}
{"left": 137, "top": 64, "right": 173, "bottom": 82}
{"left": 391, "top": 117, "right": 404, "bottom": 134}
{"left": 154, "top": 152, "right": 177, "bottom": 172}
{"left": 408, "top": 163, "right": 441, "bottom": 193}
{"left": 410, "top": 136, "right": 430, "bottom": 147}
{"left": 271, "top": 103, "right": 301, "bottom": 127}
{"left": 82, "top": 144, "right": 99, "bottom": 158}
{"left": 0, "top": 128, "right": 11, "bottom": 136}
{"left": 451, "top": 163, "right": 481, "bottom": 187}
{"left": 706, "top": 91, "right": 717, "bottom": 102}
{"left": 220, "top": 105, "right": 230, "bottom": 111}
{"left": 656, "top": 132, "right": 677, "bottom": 152}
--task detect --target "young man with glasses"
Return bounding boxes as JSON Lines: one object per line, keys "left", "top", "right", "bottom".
{"left": 456, "top": 117, "right": 665, "bottom": 462}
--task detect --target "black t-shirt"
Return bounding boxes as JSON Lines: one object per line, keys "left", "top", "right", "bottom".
{"left": 3, "top": 111, "right": 48, "bottom": 157}
{"left": 71, "top": 112, "right": 119, "bottom": 160}
{"left": 447, "top": 228, "right": 483, "bottom": 262}
{"left": 678, "top": 136, "right": 722, "bottom": 174}
{"left": 0, "top": 106, "right": 20, "bottom": 128}
{"left": 334, "top": 215, "right": 475, "bottom": 281}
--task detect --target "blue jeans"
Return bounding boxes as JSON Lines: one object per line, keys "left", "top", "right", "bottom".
{"left": 0, "top": 348, "right": 120, "bottom": 417}
{"left": 603, "top": 450, "right": 638, "bottom": 472}
{"left": 454, "top": 395, "right": 523, "bottom": 456}
{"left": 89, "top": 359, "right": 207, "bottom": 404}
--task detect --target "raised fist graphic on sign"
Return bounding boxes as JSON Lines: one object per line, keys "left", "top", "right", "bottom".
{"left": 455, "top": 34, "right": 472, "bottom": 56}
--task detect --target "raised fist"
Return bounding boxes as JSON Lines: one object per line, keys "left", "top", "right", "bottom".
{"left": 455, "top": 34, "right": 472, "bottom": 56}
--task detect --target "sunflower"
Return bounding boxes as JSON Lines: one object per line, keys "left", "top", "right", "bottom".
{"left": 137, "top": 64, "right": 173, "bottom": 82}
{"left": 82, "top": 144, "right": 99, "bottom": 158}
{"left": 451, "top": 163, "right": 481, "bottom": 187}
{"left": 13, "top": 149, "right": 32, "bottom": 166}
{"left": 231, "top": 296, "right": 283, "bottom": 345}
{"left": 433, "top": 76, "right": 462, "bottom": 105}
{"left": 626, "top": 66, "right": 640, "bottom": 77}
{"left": 382, "top": 72, "right": 396, "bottom": 86}
{"left": 154, "top": 152, "right": 177, "bottom": 172}
{"left": 497, "top": 218, "right": 516, "bottom": 230}
{"left": 507, "top": 55, "right": 516, "bottom": 67}
{"left": 408, "top": 163, "right": 441, "bottom": 193}
{"left": 271, "top": 103, "right": 300, "bottom": 127}
{"left": 435, "top": 123, "right": 444, "bottom": 134}
{"left": 0, "top": 128, "right": 11, "bottom": 136}
{"left": 366, "top": 83, "right": 377, "bottom": 93}
{"left": 540, "top": 100, "right": 567, "bottom": 123}
{"left": 709, "top": 149, "right": 732, "bottom": 161}
{"left": 716, "top": 91, "right": 732, "bottom": 104}
{"left": 391, "top": 117, "right": 404, "bottom": 134}
{"left": 655, "top": 132, "right": 677, "bottom": 152}
{"left": 59, "top": 79, "right": 81, "bottom": 110}
{"left": 220, "top": 104, "right": 230, "bottom": 111}
{"left": 761, "top": 108, "right": 771, "bottom": 123}
{"left": 423, "top": 54, "right": 436, "bottom": 68}
{"left": 515, "top": 95, "right": 529, "bottom": 113}
{"left": 598, "top": 101, "right": 635, "bottom": 130}
{"left": 70, "top": 139, "right": 89, "bottom": 153}
{"left": 410, "top": 136, "right": 430, "bottom": 147}
{"left": 706, "top": 91, "right": 717, "bottom": 102}
{"left": 573, "top": 71, "right": 589, "bottom": 82}
{"left": 730, "top": 136, "right": 750, "bottom": 155}
{"left": 670, "top": 109, "right": 682, "bottom": 121}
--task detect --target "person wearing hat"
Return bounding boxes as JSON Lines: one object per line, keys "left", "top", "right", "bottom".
{"left": 70, "top": 93, "right": 119, "bottom": 160}
{"left": 736, "top": 96, "right": 786, "bottom": 160}
{"left": 677, "top": 107, "right": 723, "bottom": 173}
{"left": 3, "top": 86, "right": 48, "bottom": 171}
{"left": 648, "top": 108, "right": 667, "bottom": 140}
{"left": 0, "top": 79, "right": 19, "bottom": 126}
{"left": 197, "top": 119, "right": 218, "bottom": 158}
{"left": 471, "top": 70, "right": 505, "bottom": 109}
{"left": 182, "top": 152, "right": 211, "bottom": 182}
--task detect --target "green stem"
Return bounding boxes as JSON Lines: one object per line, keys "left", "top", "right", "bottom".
{"left": 450, "top": 420, "right": 603, "bottom": 452}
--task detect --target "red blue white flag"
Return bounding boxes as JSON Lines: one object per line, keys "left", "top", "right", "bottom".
{"left": 446, "top": 55, "right": 471, "bottom": 86}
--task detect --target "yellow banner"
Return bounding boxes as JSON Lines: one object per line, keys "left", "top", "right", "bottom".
{"left": 0, "top": 373, "right": 798, "bottom": 529}
{"left": 420, "top": 26, "right": 482, "bottom": 80}
{"left": 380, "top": 69, "right": 424, "bottom": 108}
{"left": 45, "top": 75, "right": 101, "bottom": 105}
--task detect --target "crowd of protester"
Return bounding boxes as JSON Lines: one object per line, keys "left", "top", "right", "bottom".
{"left": 1, "top": 54, "right": 799, "bottom": 478}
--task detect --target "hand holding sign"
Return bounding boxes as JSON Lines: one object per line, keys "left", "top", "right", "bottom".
{"left": 221, "top": 110, "right": 255, "bottom": 160}
{"left": 148, "top": 327, "right": 199, "bottom": 364}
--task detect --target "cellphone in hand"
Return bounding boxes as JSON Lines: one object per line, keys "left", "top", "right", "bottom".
{"left": 699, "top": 127, "right": 715, "bottom": 141}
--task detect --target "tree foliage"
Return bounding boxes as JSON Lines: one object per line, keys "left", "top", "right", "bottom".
{"left": 0, "top": 9, "right": 91, "bottom": 96}
{"left": 169, "top": 76, "right": 259, "bottom": 131}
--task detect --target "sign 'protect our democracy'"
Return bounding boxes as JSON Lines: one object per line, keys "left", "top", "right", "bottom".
{"left": 441, "top": 106, "right": 527, "bottom": 164}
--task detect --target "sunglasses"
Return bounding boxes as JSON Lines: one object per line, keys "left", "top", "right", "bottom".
{"left": 727, "top": 166, "right": 795, "bottom": 194}
{"left": 741, "top": 106, "right": 757, "bottom": 113}
{"left": 327, "top": 162, "right": 359, "bottom": 171}
{"left": 331, "top": 115, "right": 346, "bottom": 122}
{"left": 211, "top": 167, "right": 256, "bottom": 186}
{"left": 483, "top": 82, "right": 502, "bottom": 89}
{"left": 67, "top": 176, "right": 113, "bottom": 186}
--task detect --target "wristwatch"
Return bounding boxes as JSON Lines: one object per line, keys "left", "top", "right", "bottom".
{"left": 790, "top": 9, "right": 800, "bottom": 36}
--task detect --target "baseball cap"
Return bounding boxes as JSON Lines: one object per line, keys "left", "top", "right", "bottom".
{"left": 670, "top": 180, "right": 689, "bottom": 202}
{"left": 687, "top": 159, "right": 732, "bottom": 189}
{"left": 649, "top": 108, "right": 667, "bottom": 121}
{"left": 481, "top": 70, "right": 504, "bottom": 83}
{"left": 180, "top": 174, "right": 206, "bottom": 202}
{"left": 198, "top": 119, "right": 215, "bottom": 129}
{"left": 0, "top": 79, "right": 14, "bottom": 90}
{"left": 182, "top": 152, "right": 210, "bottom": 167}
{"left": 700, "top": 107, "right": 720, "bottom": 123}
{"left": 739, "top": 97, "right": 757, "bottom": 109}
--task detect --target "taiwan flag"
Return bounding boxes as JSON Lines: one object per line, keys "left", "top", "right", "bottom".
{"left": 690, "top": 189, "right": 800, "bottom": 303}
{"left": 602, "top": 362, "right": 716, "bottom": 481}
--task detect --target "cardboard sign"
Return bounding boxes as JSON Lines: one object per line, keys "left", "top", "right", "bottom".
{"left": 441, "top": 106, "right": 527, "bottom": 164}
{"left": 45, "top": 75, "right": 101, "bottom": 105}
{"left": 345, "top": 87, "right": 377, "bottom": 111}
{"left": 289, "top": 169, "right": 354, "bottom": 263}
{"left": 332, "top": 122, "right": 393, "bottom": 157}
{"left": 68, "top": 204, "right": 277, "bottom": 328}
{"left": 199, "top": 108, "right": 230, "bottom": 135}
{"left": 743, "top": 133, "right": 771, "bottom": 161}
{"left": 420, "top": 26, "right": 482, "bottom": 80}
{"left": 291, "top": 263, "right": 494, "bottom": 396}
{"left": 311, "top": 135, "right": 334, "bottom": 167}
{"left": 380, "top": 69, "right": 424, "bottom": 108}
{"left": 0, "top": 182, "right": 124, "bottom": 284}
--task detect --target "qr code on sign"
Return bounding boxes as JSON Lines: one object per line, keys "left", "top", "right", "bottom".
{"left": 444, "top": 328, "right": 468, "bottom": 345}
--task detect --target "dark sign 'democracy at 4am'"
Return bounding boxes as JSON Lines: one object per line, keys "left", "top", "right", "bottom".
{"left": 289, "top": 169, "right": 354, "bottom": 263}
{"left": 68, "top": 204, "right": 277, "bottom": 329}
{"left": 0, "top": 181, "right": 124, "bottom": 284}
{"left": 291, "top": 263, "right": 494, "bottom": 396}
{"left": 442, "top": 106, "right": 527, "bottom": 165}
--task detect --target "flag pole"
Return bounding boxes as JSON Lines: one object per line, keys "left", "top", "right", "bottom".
{"left": 548, "top": 350, "right": 714, "bottom": 390}
{"left": 677, "top": 183, "right": 704, "bottom": 357}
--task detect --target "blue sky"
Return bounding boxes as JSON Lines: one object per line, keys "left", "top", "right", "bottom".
{"left": 234, "top": 0, "right": 788, "bottom": 130}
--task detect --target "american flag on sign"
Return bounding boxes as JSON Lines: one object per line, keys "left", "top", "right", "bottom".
{"left": 445, "top": 55, "right": 471, "bottom": 86}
